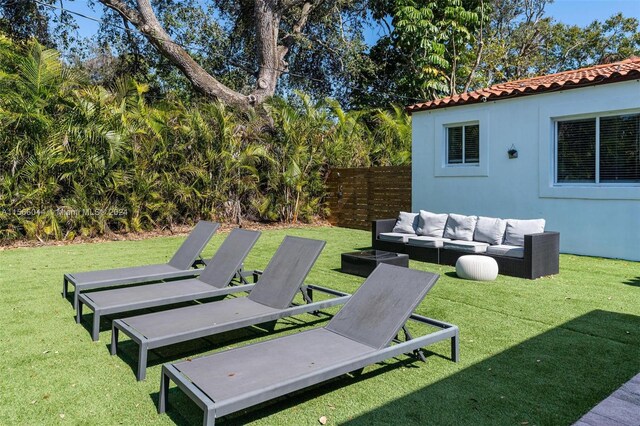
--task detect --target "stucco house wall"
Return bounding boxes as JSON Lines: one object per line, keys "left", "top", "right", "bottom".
{"left": 411, "top": 80, "right": 640, "bottom": 261}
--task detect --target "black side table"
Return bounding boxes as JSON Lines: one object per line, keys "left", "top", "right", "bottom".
{"left": 341, "top": 250, "right": 409, "bottom": 277}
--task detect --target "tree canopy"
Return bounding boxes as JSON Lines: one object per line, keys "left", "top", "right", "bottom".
{"left": 1, "top": 0, "right": 639, "bottom": 109}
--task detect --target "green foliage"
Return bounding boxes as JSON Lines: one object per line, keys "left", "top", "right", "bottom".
{"left": 0, "top": 37, "right": 411, "bottom": 241}
{"left": 358, "top": 0, "right": 639, "bottom": 106}
{"left": 478, "top": 3, "right": 640, "bottom": 85}
{"left": 351, "top": 0, "right": 488, "bottom": 106}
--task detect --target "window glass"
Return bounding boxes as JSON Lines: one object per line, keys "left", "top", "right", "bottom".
{"left": 600, "top": 114, "right": 640, "bottom": 183}
{"left": 464, "top": 124, "right": 480, "bottom": 164}
{"left": 557, "top": 118, "right": 596, "bottom": 183}
{"left": 447, "top": 127, "right": 463, "bottom": 164}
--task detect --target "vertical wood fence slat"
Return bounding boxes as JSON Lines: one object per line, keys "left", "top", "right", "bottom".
{"left": 325, "top": 165, "right": 411, "bottom": 230}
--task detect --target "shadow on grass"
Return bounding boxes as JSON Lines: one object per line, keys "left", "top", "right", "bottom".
{"left": 623, "top": 277, "right": 640, "bottom": 287}
{"left": 154, "top": 310, "right": 640, "bottom": 426}
{"left": 342, "top": 309, "right": 640, "bottom": 426}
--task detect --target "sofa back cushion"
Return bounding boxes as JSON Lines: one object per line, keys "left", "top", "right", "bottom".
{"left": 443, "top": 214, "right": 478, "bottom": 241}
{"left": 392, "top": 211, "right": 419, "bottom": 234}
{"left": 474, "top": 216, "right": 507, "bottom": 245}
{"left": 417, "top": 210, "right": 449, "bottom": 237}
{"left": 504, "top": 219, "right": 546, "bottom": 246}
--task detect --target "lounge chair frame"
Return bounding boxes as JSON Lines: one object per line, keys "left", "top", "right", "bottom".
{"left": 74, "top": 228, "right": 262, "bottom": 341}
{"left": 112, "top": 284, "right": 350, "bottom": 381}
{"left": 156, "top": 264, "right": 459, "bottom": 426}
{"left": 77, "top": 269, "right": 259, "bottom": 341}
{"left": 159, "top": 313, "right": 459, "bottom": 425}
{"left": 62, "top": 221, "right": 219, "bottom": 310}
{"left": 63, "top": 264, "right": 206, "bottom": 313}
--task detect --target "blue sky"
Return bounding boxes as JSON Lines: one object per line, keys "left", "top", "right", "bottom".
{"left": 66, "top": 0, "right": 640, "bottom": 44}
{"left": 546, "top": 0, "right": 640, "bottom": 27}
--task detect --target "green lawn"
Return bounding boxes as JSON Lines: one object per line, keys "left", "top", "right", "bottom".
{"left": 1, "top": 226, "right": 639, "bottom": 425}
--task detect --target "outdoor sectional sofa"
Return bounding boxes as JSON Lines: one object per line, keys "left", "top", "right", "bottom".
{"left": 372, "top": 211, "right": 559, "bottom": 279}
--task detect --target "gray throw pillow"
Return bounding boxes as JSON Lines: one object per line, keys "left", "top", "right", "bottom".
{"left": 443, "top": 214, "right": 478, "bottom": 241}
{"left": 417, "top": 210, "right": 449, "bottom": 237}
{"left": 504, "top": 219, "right": 546, "bottom": 246}
{"left": 392, "top": 211, "right": 419, "bottom": 234}
{"left": 474, "top": 216, "right": 507, "bottom": 245}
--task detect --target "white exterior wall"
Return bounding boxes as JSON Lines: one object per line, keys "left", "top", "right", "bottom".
{"left": 411, "top": 80, "right": 640, "bottom": 261}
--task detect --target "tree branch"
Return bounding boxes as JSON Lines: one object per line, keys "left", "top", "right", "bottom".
{"left": 98, "top": 0, "right": 143, "bottom": 26}
{"left": 281, "top": 1, "right": 315, "bottom": 50}
{"left": 99, "top": 0, "right": 250, "bottom": 109}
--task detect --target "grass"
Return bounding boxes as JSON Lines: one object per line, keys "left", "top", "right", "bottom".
{"left": 0, "top": 226, "right": 639, "bottom": 425}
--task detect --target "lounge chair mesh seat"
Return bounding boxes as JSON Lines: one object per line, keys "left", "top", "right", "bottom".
{"left": 159, "top": 264, "right": 460, "bottom": 425}
{"left": 77, "top": 228, "right": 261, "bottom": 341}
{"left": 63, "top": 221, "right": 220, "bottom": 310}
{"left": 173, "top": 328, "right": 373, "bottom": 403}
{"left": 111, "top": 236, "right": 350, "bottom": 381}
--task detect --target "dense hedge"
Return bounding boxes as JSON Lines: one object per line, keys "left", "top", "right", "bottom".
{"left": 0, "top": 36, "right": 411, "bottom": 241}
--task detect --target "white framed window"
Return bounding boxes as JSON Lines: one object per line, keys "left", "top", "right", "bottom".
{"left": 445, "top": 123, "right": 480, "bottom": 165}
{"left": 555, "top": 112, "right": 640, "bottom": 186}
{"left": 433, "top": 110, "right": 488, "bottom": 177}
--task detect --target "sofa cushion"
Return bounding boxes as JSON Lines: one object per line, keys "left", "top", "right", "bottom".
{"left": 392, "top": 211, "right": 419, "bottom": 234}
{"left": 443, "top": 240, "right": 489, "bottom": 253}
{"left": 443, "top": 214, "right": 478, "bottom": 241}
{"left": 474, "top": 216, "right": 507, "bottom": 245}
{"left": 379, "top": 232, "right": 417, "bottom": 243}
{"left": 486, "top": 245, "right": 525, "bottom": 258}
{"left": 407, "top": 236, "right": 451, "bottom": 248}
{"left": 417, "top": 210, "right": 449, "bottom": 237}
{"left": 504, "top": 219, "right": 546, "bottom": 247}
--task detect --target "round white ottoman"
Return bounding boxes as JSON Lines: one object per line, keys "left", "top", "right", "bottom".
{"left": 456, "top": 255, "right": 499, "bottom": 281}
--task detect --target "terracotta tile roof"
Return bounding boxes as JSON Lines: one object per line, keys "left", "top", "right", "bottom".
{"left": 406, "top": 57, "right": 640, "bottom": 114}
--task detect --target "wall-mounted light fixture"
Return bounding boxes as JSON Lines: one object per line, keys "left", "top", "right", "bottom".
{"left": 508, "top": 144, "right": 518, "bottom": 159}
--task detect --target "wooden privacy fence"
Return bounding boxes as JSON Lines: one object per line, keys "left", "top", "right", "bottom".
{"left": 325, "top": 166, "right": 411, "bottom": 230}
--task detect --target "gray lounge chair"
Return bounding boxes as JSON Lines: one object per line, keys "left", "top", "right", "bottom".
{"left": 111, "top": 236, "right": 350, "bottom": 381}
{"left": 158, "top": 264, "right": 459, "bottom": 426}
{"left": 77, "top": 228, "right": 261, "bottom": 341}
{"left": 63, "top": 221, "right": 220, "bottom": 311}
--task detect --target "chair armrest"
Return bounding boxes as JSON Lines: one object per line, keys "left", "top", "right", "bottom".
{"left": 372, "top": 219, "right": 396, "bottom": 246}
{"left": 524, "top": 231, "right": 560, "bottom": 278}
{"left": 524, "top": 231, "right": 560, "bottom": 251}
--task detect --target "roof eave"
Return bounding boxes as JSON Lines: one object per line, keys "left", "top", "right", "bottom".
{"left": 406, "top": 72, "right": 640, "bottom": 115}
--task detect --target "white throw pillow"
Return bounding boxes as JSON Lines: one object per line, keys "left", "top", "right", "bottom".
{"left": 392, "top": 211, "right": 419, "bottom": 234}
{"left": 417, "top": 210, "right": 449, "bottom": 237}
{"left": 443, "top": 214, "right": 478, "bottom": 241}
{"left": 504, "top": 219, "right": 546, "bottom": 246}
{"left": 474, "top": 216, "right": 507, "bottom": 245}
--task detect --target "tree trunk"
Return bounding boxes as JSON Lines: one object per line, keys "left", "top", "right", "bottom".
{"left": 98, "top": 0, "right": 317, "bottom": 111}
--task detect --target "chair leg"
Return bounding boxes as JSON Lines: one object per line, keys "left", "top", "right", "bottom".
{"left": 76, "top": 301, "right": 83, "bottom": 324}
{"left": 451, "top": 334, "right": 460, "bottom": 362}
{"left": 110, "top": 326, "right": 119, "bottom": 355}
{"left": 204, "top": 409, "right": 216, "bottom": 426}
{"left": 158, "top": 370, "right": 169, "bottom": 414}
{"left": 62, "top": 277, "right": 67, "bottom": 299}
{"left": 74, "top": 291, "right": 80, "bottom": 314}
{"left": 301, "top": 287, "right": 319, "bottom": 316}
{"left": 92, "top": 312, "right": 101, "bottom": 341}
{"left": 137, "top": 343, "right": 148, "bottom": 381}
